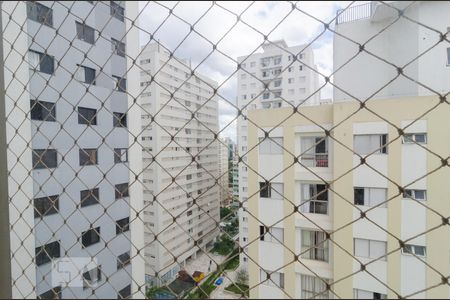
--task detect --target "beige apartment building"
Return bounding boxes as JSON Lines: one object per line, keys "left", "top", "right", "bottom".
{"left": 245, "top": 95, "right": 450, "bottom": 299}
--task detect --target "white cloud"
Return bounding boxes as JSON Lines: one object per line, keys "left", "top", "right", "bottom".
{"left": 137, "top": 1, "right": 351, "bottom": 141}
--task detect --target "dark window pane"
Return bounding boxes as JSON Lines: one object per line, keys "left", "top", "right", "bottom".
{"left": 354, "top": 188, "right": 365, "bottom": 205}
{"left": 259, "top": 225, "right": 265, "bottom": 241}
{"left": 259, "top": 182, "right": 270, "bottom": 198}
{"left": 113, "top": 76, "right": 127, "bottom": 92}
{"left": 112, "top": 38, "right": 126, "bottom": 57}
{"left": 114, "top": 148, "right": 128, "bottom": 163}
{"left": 80, "top": 188, "right": 99, "bottom": 207}
{"left": 38, "top": 286, "right": 61, "bottom": 299}
{"left": 82, "top": 227, "right": 100, "bottom": 248}
{"left": 118, "top": 284, "right": 131, "bottom": 299}
{"left": 32, "top": 149, "right": 57, "bottom": 169}
{"left": 35, "top": 241, "right": 60, "bottom": 266}
{"left": 76, "top": 22, "right": 95, "bottom": 44}
{"left": 115, "top": 183, "right": 129, "bottom": 199}
{"left": 34, "top": 195, "right": 59, "bottom": 218}
{"left": 79, "top": 148, "right": 98, "bottom": 166}
{"left": 84, "top": 66, "right": 96, "bottom": 84}
{"left": 110, "top": 1, "right": 125, "bottom": 21}
{"left": 381, "top": 134, "right": 388, "bottom": 154}
{"left": 117, "top": 251, "right": 130, "bottom": 270}
{"left": 78, "top": 107, "right": 97, "bottom": 125}
{"left": 315, "top": 137, "right": 327, "bottom": 154}
{"left": 30, "top": 100, "right": 56, "bottom": 121}
{"left": 113, "top": 112, "right": 127, "bottom": 127}
{"left": 315, "top": 184, "right": 328, "bottom": 201}
{"left": 40, "top": 53, "right": 55, "bottom": 75}
{"left": 27, "top": 2, "right": 53, "bottom": 27}
{"left": 116, "top": 217, "right": 129, "bottom": 235}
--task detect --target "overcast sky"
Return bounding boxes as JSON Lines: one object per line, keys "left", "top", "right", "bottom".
{"left": 137, "top": 1, "right": 353, "bottom": 141}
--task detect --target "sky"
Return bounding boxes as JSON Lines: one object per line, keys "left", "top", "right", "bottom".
{"left": 137, "top": 1, "right": 353, "bottom": 141}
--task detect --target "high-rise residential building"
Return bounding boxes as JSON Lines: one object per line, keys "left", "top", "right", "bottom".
{"left": 218, "top": 138, "right": 230, "bottom": 207}
{"left": 237, "top": 39, "right": 320, "bottom": 268}
{"left": 245, "top": 1, "right": 450, "bottom": 298}
{"left": 2, "top": 1, "right": 136, "bottom": 298}
{"left": 138, "top": 43, "right": 220, "bottom": 287}
{"left": 334, "top": 1, "right": 450, "bottom": 102}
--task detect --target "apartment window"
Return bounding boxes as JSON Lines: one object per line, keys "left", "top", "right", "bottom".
{"left": 298, "top": 53, "right": 305, "bottom": 59}
{"left": 34, "top": 195, "right": 59, "bottom": 218}
{"left": 140, "top": 58, "right": 151, "bottom": 64}
{"left": 242, "top": 94, "right": 247, "bottom": 100}
{"left": 402, "top": 133, "right": 427, "bottom": 144}
{"left": 186, "top": 174, "right": 192, "bottom": 180}
{"left": 75, "top": 65, "right": 96, "bottom": 84}
{"left": 273, "top": 56, "right": 282, "bottom": 65}
{"left": 299, "top": 76, "right": 306, "bottom": 83}
{"left": 115, "top": 183, "right": 129, "bottom": 199}
{"left": 82, "top": 227, "right": 101, "bottom": 248}
{"left": 80, "top": 188, "right": 100, "bottom": 207}
{"left": 300, "top": 136, "right": 328, "bottom": 167}
{"left": 288, "top": 78, "right": 294, "bottom": 83}
{"left": 185, "top": 128, "right": 192, "bottom": 134}
{"left": 117, "top": 251, "right": 131, "bottom": 270}
{"left": 111, "top": 38, "right": 126, "bottom": 57}
{"left": 402, "top": 244, "right": 426, "bottom": 257}
{"left": 113, "top": 75, "right": 127, "bottom": 92}
{"left": 241, "top": 74, "right": 246, "bottom": 79}
{"left": 259, "top": 226, "right": 284, "bottom": 243}
{"left": 301, "top": 230, "right": 329, "bottom": 261}
{"left": 299, "top": 88, "right": 306, "bottom": 94}
{"left": 354, "top": 187, "right": 388, "bottom": 207}
{"left": 187, "top": 210, "right": 193, "bottom": 216}
{"left": 27, "top": 2, "right": 53, "bottom": 27}
{"left": 259, "top": 137, "right": 283, "bottom": 154}
{"left": 273, "top": 68, "right": 281, "bottom": 75}
{"left": 35, "top": 240, "right": 60, "bottom": 266}
{"left": 259, "top": 182, "right": 283, "bottom": 199}
{"left": 260, "top": 269, "right": 284, "bottom": 289}
{"left": 299, "top": 65, "right": 303, "bottom": 71}
{"left": 78, "top": 107, "right": 97, "bottom": 125}
{"left": 116, "top": 217, "right": 130, "bottom": 234}
{"left": 75, "top": 21, "right": 95, "bottom": 44}
{"left": 29, "top": 50, "right": 54, "bottom": 75}
{"left": 301, "top": 275, "right": 329, "bottom": 299}
{"left": 354, "top": 134, "right": 388, "bottom": 155}
{"left": 113, "top": 112, "right": 127, "bottom": 127}
{"left": 38, "top": 287, "right": 61, "bottom": 299}
{"left": 403, "top": 189, "right": 427, "bottom": 201}
{"left": 262, "top": 92, "right": 270, "bottom": 99}
{"left": 114, "top": 148, "right": 128, "bottom": 163}
{"left": 354, "top": 238, "right": 387, "bottom": 260}
{"left": 83, "top": 266, "right": 102, "bottom": 289}
{"left": 274, "top": 79, "right": 282, "bottom": 87}
{"left": 241, "top": 84, "right": 247, "bottom": 89}
{"left": 354, "top": 289, "right": 387, "bottom": 299}
{"left": 110, "top": 1, "right": 125, "bottom": 21}
{"left": 288, "top": 67, "right": 293, "bottom": 72}
{"left": 32, "top": 149, "right": 57, "bottom": 169}
{"left": 250, "top": 61, "right": 256, "bottom": 67}
{"left": 30, "top": 100, "right": 56, "bottom": 122}
{"left": 79, "top": 148, "right": 98, "bottom": 166}
{"left": 118, "top": 284, "right": 131, "bottom": 299}
{"left": 301, "top": 184, "right": 328, "bottom": 214}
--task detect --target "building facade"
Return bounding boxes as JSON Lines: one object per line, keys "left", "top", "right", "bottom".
{"left": 246, "top": 1, "right": 450, "bottom": 298}
{"left": 3, "top": 1, "right": 134, "bottom": 298}
{"left": 218, "top": 138, "right": 230, "bottom": 207}
{"left": 237, "top": 39, "right": 320, "bottom": 268}
{"left": 138, "top": 43, "right": 220, "bottom": 287}
{"left": 246, "top": 95, "right": 450, "bottom": 299}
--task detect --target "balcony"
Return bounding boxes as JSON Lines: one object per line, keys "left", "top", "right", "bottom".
{"left": 336, "top": 2, "right": 374, "bottom": 25}
{"left": 301, "top": 153, "right": 328, "bottom": 168}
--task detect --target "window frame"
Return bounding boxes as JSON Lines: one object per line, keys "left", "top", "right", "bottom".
{"left": 114, "top": 148, "right": 128, "bottom": 163}
{"left": 35, "top": 240, "right": 60, "bottom": 266}
{"left": 34, "top": 194, "right": 59, "bottom": 218}
{"left": 78, "top": 106, "right": 97, "bottom": 125}
{"left": 115, "top": 182, "right": 129, "bottom": 199}
{"left": 32, "top": 149, "right": 58, "bottom": 169}
{"left": 80, "top": 188, "right": 100, "bottom": 207}
{"left": 402, "top": 133, "right": 427, "bottom": 144}
{"left": 79, "top": 148, "right": 98, "bottom": 166}
{"left": 82, "top": 227, "right": 101, "bottom": 248}
{"left": 75, "top": 21, "right": 95, "bottom": 45}
{"left": 113, "top": 112, "right": 127, "bottom": 128}
{"left": 301, "top": 230, "right": 329, "bottom": 262}
{"left": 27, "top": 1, "right": 53, "bottom": 27}
{"left": 30, "top": 100, "right": 56, "bottom": 122}
{"left": 29, "top": 49, "right": 55, "bottom": 75}
{"left": 116, "top": 217, "right": 130, "bottom": 235}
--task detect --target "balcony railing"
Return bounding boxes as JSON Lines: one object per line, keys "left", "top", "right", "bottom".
{"left": 336, "top": 2, "right": 374, "bottom": 25}
{"left": 301, "top": 153, "right": 329, "bottom": 168}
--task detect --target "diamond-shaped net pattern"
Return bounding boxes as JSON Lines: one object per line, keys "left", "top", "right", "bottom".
{"left": 1, "top": 1, "right": 450, "bottom": 299}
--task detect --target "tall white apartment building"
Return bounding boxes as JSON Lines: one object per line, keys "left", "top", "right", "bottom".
{"left": 2, "top": 1, "right": 135, "bottom": 298}
{"left": 218, "top": 138, "right": 230, "bottom": 207}
{"left": 334, "top": 1, "right": 450, "bottom": 102}
{"left": 245, "top": 2, "right": 450, "bottom": 299}
{"left": 237, "top": 40, "right": 320, "bottom": 268}
{"left": 138, "top": 43, "right": 220, "bottom": 287}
